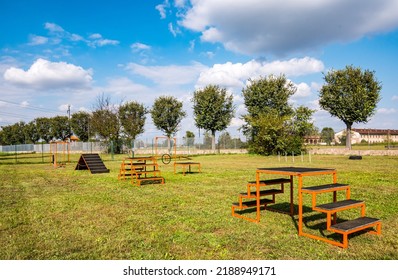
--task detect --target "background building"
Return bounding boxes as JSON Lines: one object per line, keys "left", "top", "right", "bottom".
{"left": 334, "top": 129, "right": 398, "bottom": 145}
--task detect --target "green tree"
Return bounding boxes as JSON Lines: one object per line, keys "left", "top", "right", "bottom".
{"left": 118, "top": 101, "right": 147, "bottom": 147}
{"left": 35, "top": 117, "right": 53, "bottom": 143}
{"left": 289, "top": 106, "right": 316, "bottom": 137}
{"left": 319, "top": 65, "right": 382, "bottom": 149}
{"left": 320, "top": 127, "right": 335, "bottom": 145}
{"left": 51, "top": 116, "right": 70, "bottom": 140}
{"left": 23, "top": 121, "right": 40, "bottom": 144}
{"left": 243, "top": 75, "right": 295, "bottom": 119}
{"left": 242, "top": 74, "right": 296, "bottom": 140}
{"left": 151, "top": 96, "right": 186, "bottom": 138}
{"left": 192, "top": 85, "right": 235, "bottom": 151}
{"left": 183, "top": 131, "right": 195, "bottom": 146}
{"left": 70, "top": 111, "right": 91, "bottom": 142}
{"left": 218, "top": 132, "right": 246, "bottom": 149}
{"left": 242, "top": 75, "right": 314, "bottom": 155}
{"left": 247, "top": 110, "right": 287, "bottom": 155}
{"left": 90, "top": 94, "right": 122, "bottom": 153}
{"left": 0, "top": 122, "right": 26, "bottom": 145}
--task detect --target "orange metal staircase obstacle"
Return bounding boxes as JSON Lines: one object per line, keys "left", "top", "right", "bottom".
{"left": 232, "top": 167, "right": 381, "bottom": 248}
{"left": 118, "top": 156, "right": 164, "bottom": 186}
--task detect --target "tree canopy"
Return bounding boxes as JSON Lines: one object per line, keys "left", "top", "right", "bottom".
{"left": 319, "top": 65, "right": 381, "bottom": 149}
{"left": 242, "top": 75, "right": 315, "bottom": 155}
{"left": 118, "top": 101, "right": 147, "bottom": 146}
{"left": 320, "top": 127, "right": 335, "bottom": 145}
{"left": 90, "top": 94, "right": 121, "bottom": 152}
{"left": 70, "top": 111, "right": 91, "bottom": 142}
{"left": 151, "top": 96, "right": 186, "bottom": 138}
{"left": 242, "top": 74, "right": 295, "bottom": 118}
{"left": 192, "top": 85, "right": 235, "bottom": 151}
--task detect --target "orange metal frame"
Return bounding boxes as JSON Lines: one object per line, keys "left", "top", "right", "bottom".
{"left": 49, "top": 141, "right": 70, "bottom": 168}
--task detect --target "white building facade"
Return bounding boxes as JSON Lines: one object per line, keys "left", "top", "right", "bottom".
{"left": 334, "top": 128, "right": 398, "bottom": 144}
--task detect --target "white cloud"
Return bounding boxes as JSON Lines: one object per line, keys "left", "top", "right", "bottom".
{"left": 203, "top": 51, "right": 215, "bottom": 59}
{"left": 126, "top": 62, "right": 208, "bottom": 86}
{"left": 156, "top": 1, "right": 169, "bottom": 19}
{"left": 196, "top": 57, "right": 324, "bottom": 88}
{"left": 377, "top": 108, "right": 397, "bottom": 114}
{"left": 168, "top": 22, "right": 181, "bottom": 37}
{"left": 189, "top": 40, "right": 195, "bottom": 52}
{"left": 3, "top": 58, "right": 93, "bottom": 90}
{"left": 89, "top": 33, "right": 102, "bottom": 39}
{"left": 293, "top": 82, "right": 312, "bottom": 98}
{"left": 392, "top": 95, "right": 398, "bottom": 101}
{"left": 174, "top": 0, "right": 187, "bottom": 8}
{"left": 58, "top": 104, "right": 71, "bottom": 112}
{"left": 70, "top": 34, "right": 84, "bottom": 42}
{"left": 179, "top": 0, "right": 398, "bottom": 55}
{"left": 42, "top": 23, "right": 118, "bottom": 48}
{"left": 230, "top": 117, "right": 245, "bottom": 128}
{"left": 20, "top": 101, "right": 29, "bottom": 107}
{"left": 28, "top": 35, "right": 48, "bottom": 46}
{"left": 201, "top": 27, "right": 223, "bottom": 43}
{"left": 44, "top": 22, "right": 65, "bottom": 33}
{"left": 104, "top": 77, "right": 151, "bottom": 96}
{"left": 88, "top": 33, "right": 119, "bottom": 47}
{"left": 131, "top": 42, "right": 151, "bottom": 52}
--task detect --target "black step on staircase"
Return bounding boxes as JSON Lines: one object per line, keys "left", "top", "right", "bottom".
{"left": 301, "top": 183, "right": 381, "bottom": 248}
{"left": 75, "top": 153, "right": 110, "bottom": 174}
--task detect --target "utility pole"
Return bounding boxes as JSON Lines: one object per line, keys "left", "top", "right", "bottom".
{"left": 67, "top": 105, "right": 71, "bottom": 137}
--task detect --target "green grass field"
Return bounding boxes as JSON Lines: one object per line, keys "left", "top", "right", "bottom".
{"left": 0, "top": 153, "right": 397, "bottom": 260}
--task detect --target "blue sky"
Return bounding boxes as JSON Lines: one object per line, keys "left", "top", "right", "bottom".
{"left": 1, "top": 0, "right": 398, "bottom": 141}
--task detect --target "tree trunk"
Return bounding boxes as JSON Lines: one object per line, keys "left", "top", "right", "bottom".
{"left": 211, "top": 131, "right": 216, "bottom": 152}
{"left": 346, "top": 123, "right": 352, "bottom": 150}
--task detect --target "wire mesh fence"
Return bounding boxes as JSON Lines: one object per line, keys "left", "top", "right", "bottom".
{"left": 0, "top": 137, "right": 248, "bottom": 164}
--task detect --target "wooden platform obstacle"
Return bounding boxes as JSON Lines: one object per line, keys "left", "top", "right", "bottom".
{"left": 75, "top": 153, "right": 110, "bottom": 174}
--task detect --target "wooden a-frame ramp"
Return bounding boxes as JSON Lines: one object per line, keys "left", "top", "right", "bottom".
{"left": 75, "top": 153, "right": 110, "bottom": 174}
